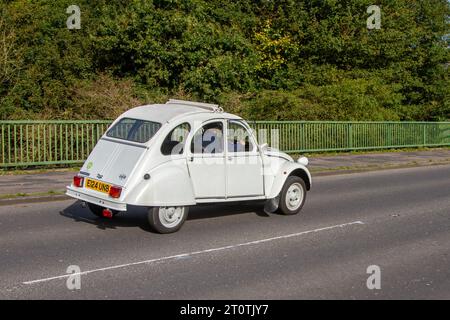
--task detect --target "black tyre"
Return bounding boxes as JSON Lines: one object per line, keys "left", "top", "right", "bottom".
{"left": 278, "top": 176, "right": 307, "bottom": 215}
{"left": 148, "top": 206, "right": 188, "bottom": 234}
{"left": 87, "top": 202, "right": 118, "bottom": 218}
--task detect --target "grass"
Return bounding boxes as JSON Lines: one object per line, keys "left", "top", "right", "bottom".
{"left": 298, "top": 146, "right": 450, "bottom": 158}
{"left": 0, "top": 166, "right": 80, "bottom": 176}
{"left": 310, "top": 158, "right": 450, "bottom": 174}
{"left": 0, "top": 190, "right": 66, "bottom": 200}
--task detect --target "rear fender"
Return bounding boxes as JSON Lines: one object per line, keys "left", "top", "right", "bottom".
{"left": 125, "top": 159, "right": 196, "bottom": 207}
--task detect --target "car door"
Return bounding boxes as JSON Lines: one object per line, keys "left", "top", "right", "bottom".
{"left": 187, "top": 120, "right": 226, "bottom": 199}
{"left": 225, "top": 120, "right": 264, "bottom": 198}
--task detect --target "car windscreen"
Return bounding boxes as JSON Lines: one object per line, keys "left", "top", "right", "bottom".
{"left": 106, "top": 118, "right": 162, "bottom": 143}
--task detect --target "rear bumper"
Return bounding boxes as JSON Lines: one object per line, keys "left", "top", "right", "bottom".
{"left": 66, "top": 186, "right": 127, "bottom": 211}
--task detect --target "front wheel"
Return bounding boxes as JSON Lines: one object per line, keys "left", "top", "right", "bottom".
{"left": 148, "top": 206, "right": 189, "bottom": 234}
{"left": 278, "top": 176, "right": 307, "bottom": 215}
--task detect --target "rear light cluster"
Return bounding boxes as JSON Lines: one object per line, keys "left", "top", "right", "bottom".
{"left": 108, "top": 186, "right": 122, "bottom": 199}
{"left": 73, "top": 175, "right": 84, "bottom": 187}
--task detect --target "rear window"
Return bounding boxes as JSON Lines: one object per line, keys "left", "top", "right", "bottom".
{"left": 106, "top": 118, "right": 162, "bottom": 143}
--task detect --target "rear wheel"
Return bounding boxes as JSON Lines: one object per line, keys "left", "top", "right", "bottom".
{"left": 148, "top": 206, "right": 188, "bottom": 234}
{"left": 87, "top": 203, "right": 118, "bottom": 218}
{"left": 278, "top": 176, "right": 307, "bottom": 215}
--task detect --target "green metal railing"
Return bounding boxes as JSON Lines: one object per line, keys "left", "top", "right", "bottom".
{"left": 0, "top": 120, "right": 111, "bottom": 168}
{"left": 1, "top": 120, "right": 450, "bottom": 168}
{"left": 251, "top": 121, "right": 450, "bottom": 153}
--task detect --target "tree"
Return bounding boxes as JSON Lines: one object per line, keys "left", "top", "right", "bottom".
{"left": 0, "top": 0, "right": 449, "bottom": 120}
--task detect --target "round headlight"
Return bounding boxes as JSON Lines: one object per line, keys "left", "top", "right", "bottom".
{"left": 297, "top": 157, "right": 309, "bottom": 166}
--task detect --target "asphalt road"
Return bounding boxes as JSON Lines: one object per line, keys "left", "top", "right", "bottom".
{"left": 0, "top": 165, "right": 449, "bottom": 299}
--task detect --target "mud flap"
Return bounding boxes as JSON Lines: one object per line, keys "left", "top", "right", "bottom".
{"left": 264, "top": 195, "right": 280, "bottom": 214}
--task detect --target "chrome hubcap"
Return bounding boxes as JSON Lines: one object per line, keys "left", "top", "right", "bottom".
{"left": 285, "top": 183, "right": 304, "bottom": 211}
{"left": 159, "top": 207, "right": 184, "bottom": 228}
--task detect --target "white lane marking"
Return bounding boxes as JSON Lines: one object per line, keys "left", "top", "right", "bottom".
{"left": 23, "top": 220, "right": 364, "bottom": 285}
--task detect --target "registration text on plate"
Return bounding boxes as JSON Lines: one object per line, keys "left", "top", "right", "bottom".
{"left": 85, "top": 178, "right": 111, "bottom": 194}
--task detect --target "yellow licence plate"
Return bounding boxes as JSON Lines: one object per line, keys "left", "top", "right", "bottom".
{"left": 85, "top": 178, "right": 111, "bottom": 194}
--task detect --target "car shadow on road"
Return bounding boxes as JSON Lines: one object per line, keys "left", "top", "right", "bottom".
{"left": 187, "top": 201, "right": 269, "bottom": 220}
{"left": 60, "top": 200, "right": 270, "bottom": 233}
{"left": 60, "top": 201, "right": 153, "bottom": 232}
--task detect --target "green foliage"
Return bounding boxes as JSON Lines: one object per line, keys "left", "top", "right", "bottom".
{"left": 0, "top": 0, "right": 449, "bottom": 120}
{"left": 221, "top": 76, "right": 401, "bottom": 121}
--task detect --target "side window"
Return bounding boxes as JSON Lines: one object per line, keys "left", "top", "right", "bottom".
{"left": 227, "top": 121, "right": 255, "bottom": 153}
{"left": 161, "top": 123, "right": 191, "bottom": 155}
{"left": 190, "top": 122, "right": 224, "bottom": 154}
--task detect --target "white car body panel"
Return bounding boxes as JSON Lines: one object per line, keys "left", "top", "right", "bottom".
{"left": 266, "top": 160, "right": 312, "bottom": 199}
{"left": 125, "top": 159, "right": 196, "bottom": 207}
{"left": 66, "top": 186, "right": 127, "bottom": 211}
{"left": 80, "top": 138, "right": 147, "bottom": 186}
{"left": 226, "top": 153, "right": 264, "bottom": 198}
{"left": 188, "top": 155, "right": 227, "bottom": 199}
{"left": 66, "top": 100, "right": 312, "bottom": 210}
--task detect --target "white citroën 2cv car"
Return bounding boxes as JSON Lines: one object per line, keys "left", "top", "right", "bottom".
{"left": 66, "top": 100, "right": 312, "bottom": 233}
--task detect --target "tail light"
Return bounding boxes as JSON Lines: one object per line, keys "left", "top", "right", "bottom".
{"left": 102, "top": 208, "right": 113, "bottom": 218}
{"left": 73, "top": 175, "right": 84, "bottom": 187}
{"left": 109, "top": 185, "right": 122, "bottom": 199}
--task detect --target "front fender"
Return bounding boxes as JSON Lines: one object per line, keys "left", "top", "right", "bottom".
{"left": 267, "top": 162, "right": 312, "bottom": 199}
{"left": 125, "top": 159, "right": 196, "bottom": 207}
